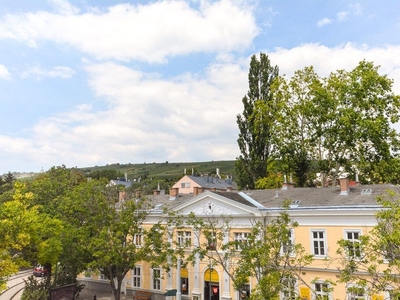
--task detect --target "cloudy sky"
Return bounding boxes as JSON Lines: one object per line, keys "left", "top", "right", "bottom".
{"left": 0, "top": 0, "right": 399, "bottom": 174}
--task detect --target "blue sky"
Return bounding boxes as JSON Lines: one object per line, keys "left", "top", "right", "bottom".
{"left": 0, "top": 0, "right": 399, "bottom": 174}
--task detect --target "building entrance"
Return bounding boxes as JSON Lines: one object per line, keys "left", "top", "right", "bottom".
{"left": 204, "top": 268, "right": 219, "bottom": 300}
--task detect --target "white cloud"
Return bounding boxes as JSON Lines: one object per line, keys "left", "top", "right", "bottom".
{"left": 2, "top": 43, "right": 400, "bottom": 172}
{"left": 349, "top": 3, "right": 363, "bottom": 15}
{"left": 0, "top": 64, "right": 10, "bottom": 79}
{"left": 48, "top": 0, "right": 80, "bottom": 15}
{"left": 21, "top": 65, "right": 75, "bottom": 81}
{"left": 269, "top": 43, "right": 400, "bottom": 94}
{"left": 0, "top": 0, "right": 259, "bottom": 63}
{"left": 317, "top": 18, "right": 332, "bottom": 27}
{"left": 337, "top": 11, "right": 349, "bottom": 21}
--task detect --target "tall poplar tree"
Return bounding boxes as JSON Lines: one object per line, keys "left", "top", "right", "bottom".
{"left": 235, "top": 53, "right": 280, "bottom": 189}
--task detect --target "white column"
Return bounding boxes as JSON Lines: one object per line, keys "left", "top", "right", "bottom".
{"left": 221, "top": 229, "right": 232, "bottom": 300}
{"left": 176, "top": 259, "right": 182, "bottom": 300}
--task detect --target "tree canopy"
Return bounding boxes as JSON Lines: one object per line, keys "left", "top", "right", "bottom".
{"left": 236, "top": 55, "right": 400, "bottom": 188}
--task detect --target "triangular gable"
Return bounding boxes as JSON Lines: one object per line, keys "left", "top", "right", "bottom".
{"left": 171, "top": 191, "right": 261, "bottom": 216}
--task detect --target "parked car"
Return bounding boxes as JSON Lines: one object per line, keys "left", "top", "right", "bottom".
{"left": 33, "top": 264, "right": 48, "bottom": 277}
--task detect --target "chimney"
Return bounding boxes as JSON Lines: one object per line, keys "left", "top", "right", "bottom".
{"left": 153, "top": 190, "right": 160, "bottom": 196}
{"left": 216, "top": 168, "right": 220, "bottom": 178}
{"left": 169, "top": 187, "right": 179, "bottom": 197}
{"left": 135, "top": 190, "right": 142, "bottom": 199}
{"left": 119, "top": 191, "right": 126, "bottom": 202}
{"left": 339, "top": 177, "right": 350, "bottom": 195}
{"left": 124, "top": 172, "right": 128, "bottom": 181}
{"left": 282, "top": 182, "right": 290, "bottom": 190}
{"left": 193, "top": 186, "right": 202, "bottom": 196}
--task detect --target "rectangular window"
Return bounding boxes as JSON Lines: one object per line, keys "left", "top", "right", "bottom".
{"left": 314, "top": 282, "right": 330, "bottom": 300}
{"left": 281, "top": 277, "right": 297, "bottom": 300}
{"left": 181, "top": 182, "right": 190, "bottom": 188}
{"left": 177, "top": 231, "right": 192, "bottom": 248}
{"left": 132, "top": 267, "right": 141, "bottom": 288}
{"left": 346, "top": 285, "right": 365, "bottom": 300}
{"left": 133, "top": 231, "right": 143, "bottom": 246}
{"left": 234, "top": 232, "right": 250, "bottom": 250}
{"left": 207, "top": 232, "right": 217, "bottom": 250}
{"left": 345, "top": 230, "right": 362, "bottom": 258}
{"left": 281, "top": 228, "right": 294, "bottom": 255}
{"left": 152, "top": 268, "right": 161, "bottom": 290}
{"left": 311, "top": 230, "right": 326, "bottom": 256}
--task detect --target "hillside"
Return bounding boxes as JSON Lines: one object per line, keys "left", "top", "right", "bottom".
{"left": 79, "top": 160, "right": 236, "bottom": 182}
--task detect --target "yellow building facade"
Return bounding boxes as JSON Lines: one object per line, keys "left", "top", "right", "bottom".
{"left": 79, "top": 178, "right": 396, "bottom": 300}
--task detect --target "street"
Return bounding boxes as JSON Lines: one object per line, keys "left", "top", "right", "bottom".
{"left": 0, "top": 270, "right": 31, "bottom": 300}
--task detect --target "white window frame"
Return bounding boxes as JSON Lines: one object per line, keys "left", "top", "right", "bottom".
{"left": 314, "top": 281, "right": 330, "bottom": 300}
{"left": 234, "top": 232, "right": 250, "bottom": 250}
{"left": 281, "top": 228, "right": 295, "bottom": 256}
{"left": 133, "top": 230, "right": 143, "bottom": 247}
{"left": 132, "top": 266, "right": 142, "bottom": 288}
{"left": 177, "top": 231, "right": 192, "bottom": 248}
{"left": 280, "top": 277, "right": 297, "bottom": 300}
{"left": 346, "top": 284, "right": 365, "bottom": 300}
{"left": 344, "top": 230, "right": 362, "bottom": 259}
{"left": 152, "top": 268, "right": 161, "bottom": 291}
{"left": 207, "top": 232, "right": 217, "bottom": 250}
{"left": 311, "top": 229, "right": 327, "bottom": 257}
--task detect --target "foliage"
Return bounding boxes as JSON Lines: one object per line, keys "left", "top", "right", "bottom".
{"left": 87, "top": 194, "right": 176, "bottom": 300}
{"left": 0, "top": 182, "right": 64, "bottom": 291}
{"left": 236, "top": 53, "right": 281, "bottom": 189}
{"left": 21, "top": 276, "right": 48, "bottom": 300}
{"left": 255, "top": 173, "right": 283, "bottom": 189}
{"left": 273, "top": 67, "right": 321, "bottom": 187}
{"left": 310, "top": 61, "right": 400, "bottom": 185}
{"left": 336, "top": 189, "right": 400, "bottom": 298}
{"left": 28, "top": 165, "right": 86, "bottom": 214}
{"left": 184, "top": 205, "right": 314, "bottom": 300}
{"left": 87, "top": 169, "right": 125, "bottom": 180}
{"left": 0, "top": 171, "right": 16, "bottom": 194}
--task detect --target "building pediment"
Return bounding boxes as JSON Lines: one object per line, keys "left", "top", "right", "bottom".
{"left": 171, "top": 191, "right": 260, "bottom": 217}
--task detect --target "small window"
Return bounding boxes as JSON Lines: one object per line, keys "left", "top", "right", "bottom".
{"left": 345, "top": 230, "right": 362, "bottom": 258}
{"left": 311, "top": 230, "right": 326, "bottom": 257}
{"left": 281, "top": 228, "right": 295, "bottom": 255}
{"left": 234, "top": 232, "right": 250, "bottom": 250}
{"left": 346, "top": 284, "right": 365, "bottom": 300}
{"left": 281, "top": 277, "right": 297, "bottom": 300}
{"left": 152, "top": 268, "right": 161, "bottom": 290}
{"left": 177, "top": 231, "right": 192, "bottom": 248}
{"left": 132, "top": 267, "right": 141, "bottom": 288}
{"left": 133, "top": 232, "right": 143, "bottom": 246}
{"left": 314, "top": 281, "right": 330, "bottom": 300}
{"left": 207, "top": 232, "right": 217, "bottom": 250}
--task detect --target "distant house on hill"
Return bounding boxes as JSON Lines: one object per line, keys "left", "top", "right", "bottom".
{"left": 107, "top": 179, "right": 132, "bottom": 189}
{"left": 172, "top": 173, "right": 237, "bottom": 195}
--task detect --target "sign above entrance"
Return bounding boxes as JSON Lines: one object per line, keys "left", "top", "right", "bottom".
{"left": 204, "top": 269, "right": 219, "bottom": 283}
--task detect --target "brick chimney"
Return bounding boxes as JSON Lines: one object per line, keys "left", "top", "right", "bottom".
{"left": 135, "top": 190, "right": 142, "bottom": 199}
{"left": 339, "top": 177, "right": 350, "bottom": 195}
{"left": 118, "top": 191, "right": 126, "bottom": 202}
{"left": 169, "top": 187, "right": 179, "bottom": 197}
{"left": 153, "top": 190, "right": 160, "bottom": 196}
{"left": 193, "top": 186, "right": 204, "bottom": 196}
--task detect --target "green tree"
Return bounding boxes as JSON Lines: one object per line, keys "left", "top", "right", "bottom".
{"left": 87, "top": 169, "right": 125, "bottom": 181}
{"left": 274, "top": 67, "right": 322, "bottom": 187}
{"left": 235, "top": 53, "right": 280, "bottom": 189}
{"left": 185, "top": 205, "right": 314, "bottom": 300}
{"left": 87, "top": 192, "right": 175, "bottom": 300}
{"left": 336, "top": 189, "right": 400, "bottom": 299}
{"left": 0, "top": 182, "right": 63, "bottom": 292}
{"left": 29, "top": 165, "right": 86, "bottom": 214}
{"left": 312, "top": 61, "right": 400, "bottom": 185}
